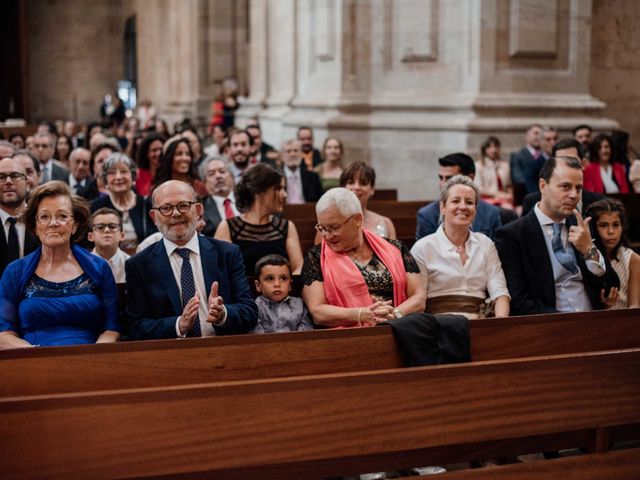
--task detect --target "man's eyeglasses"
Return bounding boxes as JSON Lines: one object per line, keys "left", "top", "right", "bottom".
{"left": 92, "top": 223, "right": 121, "bottom": 232}
{"left": 153, "top": 201, "right": 196, "bottom": 217}
{"left": 36, "top": 212, "right": 73, "bottom": 225}
{"left": 315, "top": 215, "right": 355, "bottom": 235}
{"left": 0, "top": 173, "right": 27, "bottom": 184}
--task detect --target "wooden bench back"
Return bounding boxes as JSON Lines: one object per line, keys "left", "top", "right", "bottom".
{"left": 1, "top": 308, "right": 638, "bottom": 397}
{"left": 1, "top": 349, "right": 639, "bottom": 479}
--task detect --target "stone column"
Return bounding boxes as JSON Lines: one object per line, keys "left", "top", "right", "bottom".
{"left": 135, "top": 0, "right": 248, "bottom": 129}
{"left": 238, "top": 0, "right": 619, "bottom": 200}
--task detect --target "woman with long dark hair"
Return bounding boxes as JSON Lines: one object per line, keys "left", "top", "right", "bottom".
{"left": 215, "top": 163, "right": 303, "bottom": 275}
{"left": 152, "top": 136, "right": 207, "bottom": 197}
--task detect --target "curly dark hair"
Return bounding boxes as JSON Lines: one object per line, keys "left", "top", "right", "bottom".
{"left": 21, "top": 181, "right": 90, "bottom": 242}
{"left": 235, "top": 163, "right": 283, "bottom": 212}
{"left": 137, "top": 133, "right": 166, "bottom": 170}
{"left": 152, "top": 137, "right": 198, "bottom": 191}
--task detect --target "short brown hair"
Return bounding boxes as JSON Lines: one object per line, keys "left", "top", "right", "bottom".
{"left": 21, "top": 181, "right": 91, "bottom": 242}
{"left": 91, "top": 207, "right": 123, "bottom": 229}
{"left": 340, "top": 161, "right": 376, "bottom": 187}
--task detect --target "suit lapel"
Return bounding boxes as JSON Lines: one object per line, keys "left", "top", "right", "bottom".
{"left": 523, "top": 213, "right": 556, "bottom": 306}
{"left": 203, "top": 197, "right": 222, "bottom": 229}
{"left": 198, "top": 235, "right": 218, "bottom": 296}
{"left": 24, "top": 232, "right": 39, "bottom": 255}
{"left": 151, "top": 241, "right": 183, "bottom": 314}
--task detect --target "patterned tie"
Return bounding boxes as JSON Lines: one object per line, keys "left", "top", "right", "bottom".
{"left": 223, "top": 198, "right": 235, "bottom": 219}
{"left": 42, "top": 164, "right": 51, "bottom": 184}
{"left": 175, "top": 248, "right": 201, "bottom": 337}
{"left": 287, "top": 172, "right": 303, "bottom": 204}
{"left": 551, "top": 223, "right": 578, "bottom": 274}
{"left": 7, "top": 217, "right": 20, "bottom": 262}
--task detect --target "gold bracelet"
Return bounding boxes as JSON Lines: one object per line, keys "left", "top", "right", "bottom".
{"left": 357, "top": 307, "right": 363, "bottom": 326}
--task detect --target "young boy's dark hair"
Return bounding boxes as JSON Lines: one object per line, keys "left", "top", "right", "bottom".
{"left": 90, "top": 207, "right": 123, "bottom": 227}
{"left": 254, "top": 254, "right": 291, "bottom": 277}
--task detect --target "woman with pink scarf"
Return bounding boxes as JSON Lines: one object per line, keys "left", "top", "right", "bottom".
{"left": 301, "top": 188, "right": 426, "bottom": 327}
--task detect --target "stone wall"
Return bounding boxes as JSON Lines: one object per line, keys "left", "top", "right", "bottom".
{"left": 27, "top": 0, "right": 125, "bottom": 123}
{"left": 590, "top": 0, "right": 640, "bottom": 150}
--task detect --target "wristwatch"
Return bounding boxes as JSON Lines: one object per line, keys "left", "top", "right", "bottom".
{"left": 582, "top": 243, "right": 599, "bottom": 261}
{"left": 393, "top": 308, "right": 404, "bottom": 319}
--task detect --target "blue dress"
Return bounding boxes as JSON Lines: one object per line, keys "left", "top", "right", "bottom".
{"left": 0, "top": 245, "right": 120, "bottom": 347}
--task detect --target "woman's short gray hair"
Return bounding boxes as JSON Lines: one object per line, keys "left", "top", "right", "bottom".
{"left": 316, "top": 188, "right": 362, "bottom": 217}
{"left": 101, "top": 152, "right": 137, "bottom": 182}
{"left": 439, "top": 175, "right": 479, "bottom": 205}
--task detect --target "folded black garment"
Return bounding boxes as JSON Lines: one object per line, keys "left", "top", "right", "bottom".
{"left": 385, "top": 312, "right": 471, "bottom": 367}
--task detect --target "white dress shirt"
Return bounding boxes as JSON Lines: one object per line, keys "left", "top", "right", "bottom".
{"left": 410, "top": 226, "right": 510, "bottom": 318}
{"left": 92, "top": 248, "right": 129, "bottom": 283}
{"left": 0, "top": 208, "right": 26, "bottom": 257}
{"left": 600, "top": 165, "right": 620, "bottom": 193}
{"left": 212, "top": 192, "right": 239, "bottom": 219}
{"left": 533, "top": 204, "right": 605, "bottom": 312}
{"left": 161, "top": 233, "right": 225, "bottom": 337}
{"left": 284, "top": 165, "right": 305, "bottom": 204}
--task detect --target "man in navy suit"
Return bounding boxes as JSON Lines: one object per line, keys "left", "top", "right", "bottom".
{"left": 416, "top": 153, "right": 501, "bottom": 240}
{"left": 125, "top": 180, "right": 257, "bottom": 340}
{"left": 510, "top": 124, "right": 545, "bottom": 197}
{"left": 495, "top": 156, "right": 619, "bottom": 316}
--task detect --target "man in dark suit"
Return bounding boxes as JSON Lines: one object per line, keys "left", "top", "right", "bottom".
{"left": 495, "top": 156, "right": 619, "bottom": 316}
{"left": 67, "top": 147, "right": 99, "bottom": 201}
{"left": 416, "top": 153, "right": 501, "bottom": 240}
{"left": 125, "top": 180, "right": 257, "bottom": 340}
{"left": 33, "top": 133, "right": 68, "bottom": 184}
{"left": 201, "top": 158, "right": 239, "bottom": 237}
{"left": 282, "top": 139, "right": 323, "bottom": 204}
{"left": 0, "top": 157, "right": 38, "bottom": 276}
{"left": 521, "top": 138, "right": 603, "bottom": 216}
{"left": 510, "top": 124, "right": 545, "bottom": 198}
{"left": 297, "top": 126, "right": 323, "bottom": 170}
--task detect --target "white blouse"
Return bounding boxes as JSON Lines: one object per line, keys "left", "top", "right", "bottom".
{"left": 410, "top": 225, "right": 510, "bottom": 302}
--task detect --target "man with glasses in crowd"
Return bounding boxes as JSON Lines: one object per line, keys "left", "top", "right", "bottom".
{"left": 0, "top": 157, "right": 39, "bottom": 275}
{"left": 125, "top": 180, "right": 257, "bottom": 340}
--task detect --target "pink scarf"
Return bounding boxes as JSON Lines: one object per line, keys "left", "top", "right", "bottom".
{"left": 320, "top": 229, "right": 408, "bottom": 308}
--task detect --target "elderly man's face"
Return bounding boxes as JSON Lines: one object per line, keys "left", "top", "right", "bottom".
{"left": 70, "top": 149, "right": 91, "bottom": 181}
{"left": 282, "top": 141, "right": 303, "bottom": 169}
{"left": 150, "top": 181, "right": 203, "bottom": 246}
{"left": 33, "top": 136, "right": 54, "bottom": 164}
{"left": 205, "top": 160, "right": 233, "bottom": 196}
{"left": 316, "top": 205, "right": 362, "bottom": 254}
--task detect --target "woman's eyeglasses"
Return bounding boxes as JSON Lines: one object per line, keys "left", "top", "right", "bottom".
{"left": 314, "top": 215, "right": 355, "bottom": 235}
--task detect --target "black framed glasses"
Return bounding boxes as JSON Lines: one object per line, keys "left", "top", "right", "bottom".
{"left": 314, "top": 214, "right": 355, "bottom": 235}
{"left": 0, "top": 173, "right": 27, "bottom": 184}
{"left": 92, "top": 223, "right": 121, "bottom": 232}
{"left": 153, "top": 201, "right": 196, "bottom": 217}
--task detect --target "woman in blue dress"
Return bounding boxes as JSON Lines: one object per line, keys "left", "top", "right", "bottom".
{"left": 0, "top": 181, "right": 120, "bottom": 348}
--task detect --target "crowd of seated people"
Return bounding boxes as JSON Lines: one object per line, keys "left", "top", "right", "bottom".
{"left": 0, "top": 113, "right": 639, "bottom": 352}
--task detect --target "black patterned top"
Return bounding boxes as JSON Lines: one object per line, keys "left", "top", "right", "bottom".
{"left": 301, "top": 239, "right": 420, "bottom": 303}
{"left": 228, "top": 215, "right": 289, "bottom": 275}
